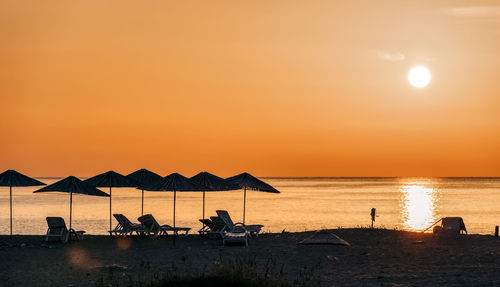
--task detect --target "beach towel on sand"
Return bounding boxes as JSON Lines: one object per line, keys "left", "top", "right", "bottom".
{"left": 298, "top": 230, "right": 350, "bottom": 246}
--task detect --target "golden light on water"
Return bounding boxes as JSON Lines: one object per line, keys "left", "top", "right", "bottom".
{"left": 400, "top": 184, "right": 439, "bottom": 231}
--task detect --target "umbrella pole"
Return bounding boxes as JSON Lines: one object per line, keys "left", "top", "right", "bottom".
{"left": 173, "top": 190, "right": 176, "bottom": 246}
{"left": 202, "top": 191, "right": 206, "bottom": 231}
{"left": 109, "top": 187, "right": 112, "bottom": 234}
{"left": 141, "top": 189, "right": 144, "bottom": 216}
{"left": 9, "top": 185, "right": 12, "bottom": 237}
{"left": 243, "top": 186, "right": 247, "bottom": 224}
{"left": 203, "top": 191, "right": 206, "bottom": 220}
{"left": 69, "top": 191, "right": 73, "bottom": 233}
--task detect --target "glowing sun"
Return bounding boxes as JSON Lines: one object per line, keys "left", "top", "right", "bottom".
{"left": 408, "top": 66, "right": 431, "bottom": 88}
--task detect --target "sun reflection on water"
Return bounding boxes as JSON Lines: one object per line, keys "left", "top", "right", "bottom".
{"left": 400, "top": 184, "right": 440, "bottom": 231}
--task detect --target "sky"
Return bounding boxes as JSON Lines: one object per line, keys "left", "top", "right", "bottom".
{"left": 0, "top": 0, "right": 499, "bottom": 177}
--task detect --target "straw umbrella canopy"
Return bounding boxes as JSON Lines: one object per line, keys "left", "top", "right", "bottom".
{"left": 0, "top": 169, "right": 46, "bottom": 236}
{"left": 226, "top": 172, "right": 280, "bottom": 224}
{"left": 144, "top": 173, "right": 204, "bottom": 242}
{"left": 190, "top": 172, "right": 239, "bottom": 221}
{"left": 298, "top": 230, "right": 351, "bottom": 246}
{"left": 83, "top": 171, "right": 137, "bottom": 232}
{"left": 34, "top": 176, "right": 109, "bottom": 232}
{"left": 126, "top": 169, "right": 163, "bottom": 216}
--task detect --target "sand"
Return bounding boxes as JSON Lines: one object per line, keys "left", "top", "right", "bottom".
{"left": 1, "top": 229, "right": 499, "bottom": 286}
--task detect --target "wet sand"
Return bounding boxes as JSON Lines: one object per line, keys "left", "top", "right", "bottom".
{"left": 1, "top": 229, "right": 499, "bottom": 286}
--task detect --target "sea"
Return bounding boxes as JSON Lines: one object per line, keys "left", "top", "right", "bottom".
{"left": 1, "top": 177, "right": 499, "bottom": 235}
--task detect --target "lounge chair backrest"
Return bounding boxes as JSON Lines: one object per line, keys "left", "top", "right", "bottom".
{"left": 138, "top": 214, "right": 160, "bottom": 231}
{"left": 45, "top": 217, "right": 73, "bottom": 242}
{"left": 216, "top": 210, "right": 234, "bottom": 229}
{"left": 442, "top": 217, "right": 467, "bottom": 234}
{"left": 199, "top": 219, "right": 214, "bottom": 229}
{"left": 121, "top": 215, "right": 136, "bottom": 228}
{"left": 113, "top": 214, "right": 125, "bottom": 226}
{"left": 46, "top": 217, "right": 68, "bottom": 231}
{"left": 46, "top": 217, "right": 69, "bottom": 241}
{"left": 210, "top": 216, "right": 227, "bottom": 231}
{"left": 442, "top": 217, "right": 460, "bottom": 230}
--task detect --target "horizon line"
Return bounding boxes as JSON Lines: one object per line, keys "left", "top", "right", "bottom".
{"left": 32, "top": 176, "right": 500, "bottom": 180}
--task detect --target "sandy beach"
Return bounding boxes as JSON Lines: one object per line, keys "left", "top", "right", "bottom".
{"left": 1, "top": 229, "right": 499, "bottom": 286}
{"left": 2, "top": 1, "right": 500, "bottom": 286}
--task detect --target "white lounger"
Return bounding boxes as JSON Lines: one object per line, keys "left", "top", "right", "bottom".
{"left": 138, "top": 214, "right": 190, "bottom": 238}
{"left": 110, "top": 214, "right": 144, "bottom": 236}
{"left": 216, "top": 210, "right": 263, "bottom": 237}
{"left": 222, "top": 223, "right": 248, "bottom": 246}
{"left": 45, "top": 217, "right": 84, "bottom": 242}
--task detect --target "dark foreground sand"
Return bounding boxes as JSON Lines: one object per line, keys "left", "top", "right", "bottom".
{"left": 1, "top": 229, "right": 499, "bottom": 287}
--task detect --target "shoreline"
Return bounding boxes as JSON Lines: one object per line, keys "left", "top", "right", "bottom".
{"left": 1, "top": 229, "right": 496, "bottom": 237}
{"left": 1, "top": 228, "right": 499, "bottom": 286}
{"left": 32, "top": 176, "right": 500, "bottom": 180}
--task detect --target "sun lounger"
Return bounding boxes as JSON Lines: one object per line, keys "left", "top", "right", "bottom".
{"left": 431, "top": 217, "right": 467, "bottom": 235}
{"left": 138, "top": 214, "right": 166, "bottom": 238}
{"left": 216, "top": 210, "right": 263, "bottom": 237}
{"left": 121, "top": 214, "right": 144, "bottom": 234}
{"left": 110, "top": 214, "right": 143, "bottom": 236}
{"left": 222, "top": 223, "right": 249, "bottom": 246}
{"left": 138, "top": 214, "right": 190, "bottom": 238}
{"left": 199, "top": 216, "right": 226, "bottom": 238}
{"left": 45, "top": 217, "right": 85, "bottom": 242}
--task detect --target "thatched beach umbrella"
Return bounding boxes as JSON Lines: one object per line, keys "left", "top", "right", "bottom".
{"left": 126, "top": 169, "right": 163, "bottom": 216}
{"left": 145, "top": 173, "right": 204, "bottom": 242}
{"left": 226, "top": 172, "right": 280, "bottom": 224}
{"left": 34, "top": 176, "right": 109, "bottom": 232}
{"left": 190, "top": 172, "right": 239, "bottom": 222}
{"left": 0, "top": 170, "right": 46, "bottom": 236}
{"left": 83, "top": 171, "right": 137, "bottom": 232}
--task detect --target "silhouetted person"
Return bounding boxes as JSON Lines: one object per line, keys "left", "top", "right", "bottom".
{"left": 370, "top": 208, "right": 376, "bottom": 228}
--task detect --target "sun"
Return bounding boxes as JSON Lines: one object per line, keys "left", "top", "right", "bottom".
{"left": 408, "top": 66, "right": 431, "bottom": 88}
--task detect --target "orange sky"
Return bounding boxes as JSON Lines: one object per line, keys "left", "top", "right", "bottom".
{"left": 1, "top": 0, "right": 499, "bottom": 177}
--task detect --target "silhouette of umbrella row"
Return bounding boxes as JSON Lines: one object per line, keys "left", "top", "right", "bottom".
{"left": 1, "top": 169, "right": 280, "bottom": 237}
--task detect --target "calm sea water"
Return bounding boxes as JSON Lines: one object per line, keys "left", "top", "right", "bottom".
{"left": 0, "top": 177, "right": 499, "bottom": 235}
